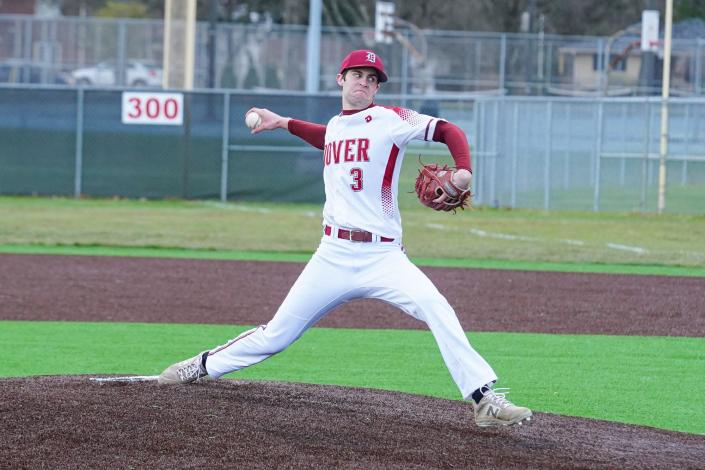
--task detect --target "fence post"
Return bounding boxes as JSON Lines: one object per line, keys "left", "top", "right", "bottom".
{"left": 499, "top": 34, "right": 507, "bottom": 92}
{"left": 220, "top": 92, "right": 230, "bottom": 202}
{"left": 39, "top": 17, "right": 48, "bottom": 83}
{"left": 401, "top": 34, "right": 409, "bottom": 107}
{"left": 681, "top": 102, "right": 690, "bottom": 186}
{"left": 619, "top": 102, "right": 627, "bottom": 186}
{"left": 475, "top": 40, "right": 482, "bottom": 89}
{"left": 22, "top": 17, "right": 32, "bottom": 82}
{"left": 563, "top": 103, "right": 571, "bottom": 189}
{"left": 474, "top": 100, "right": 484, "bottom": 206}
{"left": 593, "top": 100, "right": 604, "bottom": 211}
{"left": 74, "top": 88, "right": 84, "bottom": 198}
{"left": 544, "top": 100, "right": 553, "bottom": 210}
{"left": 546, "top": 41, "right": 553, "bottom": 91}
{"left": 597, "top": 38, "right": 605, "bottom": 92}
{"left": 640, "top": 100, "right": 652, "bottom": 211}
{"left": 510, "top": 100, "right": 519, "bottom": 208}
{"left": 117, "top": 20, "right": 127, "bottom": 86}
{"left": 490, "top": 99, "right": 500, "bottom": 207}
{"left": 695, "top": 39, "right": 702, "bottom": 95}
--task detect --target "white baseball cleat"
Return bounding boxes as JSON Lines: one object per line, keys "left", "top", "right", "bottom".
{"left": 472, "top": 388, "right": 533, "bottom": 427}
{"left": 158, "top": 352, "right": 209, "bottom": 385}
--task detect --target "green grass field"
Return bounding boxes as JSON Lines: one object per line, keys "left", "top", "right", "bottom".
{"left": 3, "top": 321, "right": 704, "bottom": 435}
{"left": 1, "top": 196, "right": 704, "bottom": 435}
{"left": 1, "top": 196, "right": 704, "bottom": 269}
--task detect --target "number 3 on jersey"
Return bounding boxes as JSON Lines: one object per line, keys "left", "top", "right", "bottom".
{"left": 350, "top": 168, "right": 363, "bottom": 191}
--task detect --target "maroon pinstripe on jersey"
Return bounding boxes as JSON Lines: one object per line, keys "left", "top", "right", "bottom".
{"left": 381, "top": 144, "right": 400, "bottom": 217}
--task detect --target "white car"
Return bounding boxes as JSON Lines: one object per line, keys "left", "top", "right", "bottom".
{"left": 71, "top": 60, "right": 162, "bottom": 87}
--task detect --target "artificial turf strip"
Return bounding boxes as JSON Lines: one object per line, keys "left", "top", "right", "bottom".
{"left": 1, "top": 244, "right": 704, "bottom": 277}
{"left": 3, "top": 321, "right": 704, "bottom": 435}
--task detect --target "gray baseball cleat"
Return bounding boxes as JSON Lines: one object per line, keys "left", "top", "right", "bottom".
{"left": 158, "top": 352, "right": 209, "bottom": 385}
{"left": 472, "top": 388, "right": 533, "bottom": 427}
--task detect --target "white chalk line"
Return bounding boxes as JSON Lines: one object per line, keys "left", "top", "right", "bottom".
{"left": 560, "top": 239, "right": 585, "bottom": 246}
{"left": 606, "top": 243, "right": 647, "bottom": 254}
{"left": 425, "top": 223, "right": 650, "bottom": 254}
{"left": 469, "top": 228, "right": 537, "bottom": 242}
{"left": 199, "top": 201, "right": 318, "bottom": 217}
{"left": 201, "top": 201, "right": 273, "bottom": 213}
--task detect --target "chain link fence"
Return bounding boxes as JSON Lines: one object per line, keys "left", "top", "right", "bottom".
{"left": 1, "top": 86, "right": 703, "bottom": 214}
{"left": 471, "top": 97, "right": 705, "bottom": 213}
{"left": 2, "top": 14, "right": 705, "bottom": 96}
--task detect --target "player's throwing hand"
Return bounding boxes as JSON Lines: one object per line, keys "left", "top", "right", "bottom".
{"left": 244, "top": 107, "right": 290, "bottom": 134}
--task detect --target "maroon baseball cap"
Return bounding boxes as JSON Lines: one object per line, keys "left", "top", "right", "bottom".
{"left": 338, "top": 49, "right": 388, "bottom": 83}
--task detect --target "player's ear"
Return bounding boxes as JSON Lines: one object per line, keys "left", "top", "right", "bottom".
{"left": 336, "top": 73, "right": 344, "bottom": 86}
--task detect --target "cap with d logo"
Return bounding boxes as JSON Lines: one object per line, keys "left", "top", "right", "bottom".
{"left": 338, "top": 50, "right": 388, "bottom": 83}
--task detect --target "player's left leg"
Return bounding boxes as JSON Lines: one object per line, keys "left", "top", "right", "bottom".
{"left": 356, "top": 243, "right": 495, "bottom": 396}
{"left": 359, "top": 243, "right": 531, "bottom": 426}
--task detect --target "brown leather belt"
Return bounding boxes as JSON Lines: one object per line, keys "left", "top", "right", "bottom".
{"left": 324, "top": 225, "right": 394, "bottom": 243}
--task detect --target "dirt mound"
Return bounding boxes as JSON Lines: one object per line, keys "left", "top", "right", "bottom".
{"left": 2, "top": 376, "right": 703, "bottom": 469}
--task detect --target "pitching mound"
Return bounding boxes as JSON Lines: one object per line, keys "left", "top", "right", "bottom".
{"left": 2, "top": 376, "right": 703, "bottom": 468}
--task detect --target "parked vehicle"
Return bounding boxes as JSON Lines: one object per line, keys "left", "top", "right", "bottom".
{"left": 0, "top": 60, "right": 70, "bottom": 85}
{"left": 70, "top": 60, "right": 162, "bottom": 87}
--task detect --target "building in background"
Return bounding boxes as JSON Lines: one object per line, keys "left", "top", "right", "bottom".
{"left": 0, "top": 0, "right": 60, "bottom": 16}
{"left": 0, "top": 0, "right": 36, "bottom": 15}
{"left": 557, "top": 19, "right": 705, "bottom": 95}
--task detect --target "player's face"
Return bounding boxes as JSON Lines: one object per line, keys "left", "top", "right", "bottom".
{"left": 337, "top": 68, "right": 380, "bottom": 110}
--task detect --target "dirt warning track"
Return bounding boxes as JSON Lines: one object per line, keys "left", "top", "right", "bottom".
{"left": 2, "top": 253, "right": 703, "bottom": 336}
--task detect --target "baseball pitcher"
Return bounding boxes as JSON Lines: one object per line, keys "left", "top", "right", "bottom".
{"left": 159, "top": 49, "right": 532, "bottom": 428}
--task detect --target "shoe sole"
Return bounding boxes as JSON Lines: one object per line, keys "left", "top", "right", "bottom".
{"left": 157, "top": 374, "right": 210, "bottom": 385}
{"left": 476, "top": 413, "right": 533, "bottom": 428}
{"left": 157, "top": 376, "right": 185, "bottom": 385}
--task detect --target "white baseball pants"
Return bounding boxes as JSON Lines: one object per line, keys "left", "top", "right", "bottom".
{"left": 205, "top": 234, "right": 497, "bottom": 399}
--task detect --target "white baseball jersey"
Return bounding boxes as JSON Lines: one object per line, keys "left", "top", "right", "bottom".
{"left": 321, "top": 105, "right": 443, "bottom": 240}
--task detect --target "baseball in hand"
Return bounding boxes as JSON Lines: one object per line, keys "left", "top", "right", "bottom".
{"left": 452, "top": 169, "right": 472, "bottom": 189}
{"left": 245, "top": 112, "right": 261, "bottom": 130}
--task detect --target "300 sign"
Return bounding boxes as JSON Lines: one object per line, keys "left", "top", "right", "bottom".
{"left": 121, "top": 92, "right": 183, "bottom": 125}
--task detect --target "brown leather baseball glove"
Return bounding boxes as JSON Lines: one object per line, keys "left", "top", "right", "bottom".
{"left": 414, "top": 163, "right": 471, "bottom": 212}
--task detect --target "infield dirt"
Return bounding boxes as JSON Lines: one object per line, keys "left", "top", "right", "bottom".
{"left": 2, "top": 253, "right": 704, "bottom": 468}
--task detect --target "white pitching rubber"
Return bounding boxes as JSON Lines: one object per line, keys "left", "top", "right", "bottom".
{"left": 89, "top": 375, "right": 160, "bottom": 383}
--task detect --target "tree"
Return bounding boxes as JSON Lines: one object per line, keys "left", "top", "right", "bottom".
{"left": 674, "top": 0, "right": 705, "bottom": 22}
{"left": 95, "top": 1, "right": 148, "bottom": 18}
{"left": 57, "top": 0, "right": 705, "bottom": 35}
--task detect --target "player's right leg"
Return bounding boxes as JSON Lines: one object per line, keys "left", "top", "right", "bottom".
{"left": 158, "top": 239, "right": 355, "bottom": 384}
{"left": 360, "top": 246, "right": 497, "bottom": 397}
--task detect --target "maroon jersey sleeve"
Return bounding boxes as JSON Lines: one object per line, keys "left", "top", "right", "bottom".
{"left": 432, "top": 121, "right": 472, "bottom": 172}
{"left": 288, "top": 119, "right": 326, "bottom": 150}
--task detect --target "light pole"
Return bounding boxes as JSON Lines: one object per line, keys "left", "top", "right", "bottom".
{"left": 657, "top": 0, "right": 673, "bottom": 213}
{"left": 305, "top": 0, "right": 322, "bottom": 93}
